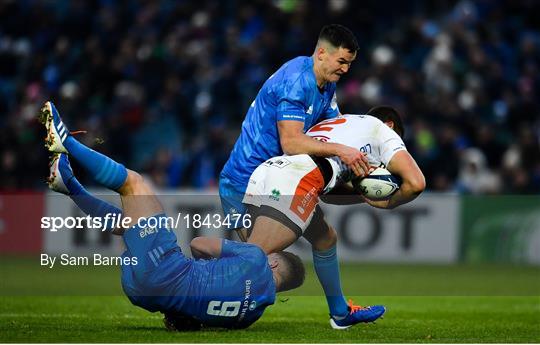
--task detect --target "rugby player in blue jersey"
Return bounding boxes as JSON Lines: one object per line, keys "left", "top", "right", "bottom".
{"left": 220, "top": 24, "right": 369, "bottom": 329}
{"left": 220, "top": 24, "right": 369, "bottom": 224}
{"left": 40, "top": 101, "right": 305, "bottom": 330}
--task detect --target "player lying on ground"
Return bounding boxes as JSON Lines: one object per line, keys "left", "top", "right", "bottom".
{"left": 39, "top": 101, "right": 305, "bottom": 330}
{"left": 243, "top": 106, "right": 426, "bottom": 329}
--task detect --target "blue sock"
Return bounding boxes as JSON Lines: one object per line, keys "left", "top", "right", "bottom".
{"left": 313, "top": 246, "right": 348, "bottom": 317}
{"left": 64, "top": 172, "right": 122, "bottom": 231}
{"left": 64, "top": 136, "right": 127, "bottom": 191}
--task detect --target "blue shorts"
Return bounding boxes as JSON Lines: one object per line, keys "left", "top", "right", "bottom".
{"left": 120, "top": 214, "right": 191, "bottom": 311}
{"left": 218, "top": 176, "right": 247, "bottom": 230}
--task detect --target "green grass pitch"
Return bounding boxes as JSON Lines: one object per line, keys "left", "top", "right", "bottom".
{"left": 1, "top": 257, "right": 539, "bottom": 343}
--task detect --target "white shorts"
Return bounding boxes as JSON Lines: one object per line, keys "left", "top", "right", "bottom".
{"left": 243, "top": 154, "right": 325, "bottom": 232}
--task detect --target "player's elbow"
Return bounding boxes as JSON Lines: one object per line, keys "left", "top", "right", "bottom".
{"left": 190, "top": 236, "right": 204, "bottom": 249}
{"left": 190, "top": 237, "right": 207, "bottom": 258}
{"left": 407, "top": 172, "right": 426, "bottom": 195}
{"left": 190, "top": 236, "right": 222, "bottom": 259}
{"left": 280, "top": 136, "right": 297, "bottom": 155}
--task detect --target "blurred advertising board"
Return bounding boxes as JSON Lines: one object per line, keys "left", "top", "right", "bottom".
{"left": 0, "top": 193, "right": 44, "bottom": 254}
{"left": 305, "top": 194, "right": 460, "bottom": 263}
{"left": 461, "top": 196, "right": 540, "bottom": 265}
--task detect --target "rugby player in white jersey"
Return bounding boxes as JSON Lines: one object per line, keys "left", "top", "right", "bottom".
{"left": 242, "top": 105, "right": 425, "bottom": 329}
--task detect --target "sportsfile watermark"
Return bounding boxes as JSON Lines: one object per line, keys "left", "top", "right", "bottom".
{"left": 40, "top": 213, "right": 252, "bottom": 232}
{"left": 2, "top": 193, "right": 538, "bottom": 297}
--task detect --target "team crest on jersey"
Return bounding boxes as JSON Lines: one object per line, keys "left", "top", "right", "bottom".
{"left": 306, "top": 104, "right": 313, "bottom": 115}
{"left": 270, "top": 189, "right": 281, "bottom": 201}
{"left": 330, "top": 92, "right": 337, "bottom": 110}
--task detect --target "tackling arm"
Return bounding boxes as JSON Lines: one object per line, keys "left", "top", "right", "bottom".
{"left": 190, "top": 237, "right": 223, "bottom": 259}
{"left": 364, "top": 150, "right": 426, "bottom": 209}
{"left": 278, "top": 120, "right": 369, "bottom": 176}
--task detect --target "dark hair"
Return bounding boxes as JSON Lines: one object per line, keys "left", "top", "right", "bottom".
{"left": 163, "top": 312, "right": 202, "bottom": 331}
{"left": 275, "top": 251, "right": 305, "bottom": 292}
{"left": 318, "top": 24, "right": 359, "bottom": 52}
{"left": 367, "top": 105, "right": 405, "bottom": 138}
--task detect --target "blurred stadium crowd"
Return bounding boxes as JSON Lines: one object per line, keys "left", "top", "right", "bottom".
{"left": 0, "top": 0, "right": 539, "bottom": 193}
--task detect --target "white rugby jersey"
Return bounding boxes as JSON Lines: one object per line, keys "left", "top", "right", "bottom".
{"left": 306, "top": 114, "right": 407, "bottom": 193}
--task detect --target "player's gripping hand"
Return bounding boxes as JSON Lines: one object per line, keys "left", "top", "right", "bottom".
{"left": 335, "top": 144, "right": 369, "bottom": 177}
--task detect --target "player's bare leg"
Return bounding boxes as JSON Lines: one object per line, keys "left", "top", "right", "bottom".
{"left": 303, "top": 219, "right": 337, "bottom": 252}
{"left": 115, "top": 170, "right": 164, "bottom": 232}
{"left": 247, "top": 216, "right": 297, "bottom": 254}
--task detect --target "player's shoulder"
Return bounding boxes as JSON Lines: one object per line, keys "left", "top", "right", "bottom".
{"left": 281, "top": 56, "right": 312, "bottom": 72}
{"left": 341, "top": 114, "right": 383, "bottom": 125}
{"left": 273, "top": 56, "right": 313, "bottom": 87}
{"left": 223, "top": 239, "right": 266, "bottom": 259}
{"left": 341, "top": 114, "right": 396, "bottom": 138}
{"left": 242, "top": 243, "right": 268, "bottom": 268}
{"left": 243, "top": 242, "right": 267, "bottom": 260}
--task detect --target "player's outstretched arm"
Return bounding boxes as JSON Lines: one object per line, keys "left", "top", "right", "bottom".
{"left": 278, "top": 120, "right": 369, "bottom": 177}
{"left": 364, "top": 150, "right": 425, "bottom": 209}
{"left": 190, "top": 237, "right": 223, "bottom": 259}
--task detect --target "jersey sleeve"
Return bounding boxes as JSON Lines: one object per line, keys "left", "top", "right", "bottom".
{"left": 276, "top": 81, "right": 309, "bottom": 122}
{"left": 378, "top": 124, "right": 407, "bottom": 167}
{"left": 321, "top": 90, "right": 340, "bottom": 120}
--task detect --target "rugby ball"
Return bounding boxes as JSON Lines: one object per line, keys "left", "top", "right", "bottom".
{"left": 353, "top": 167, "right": 401, "bottom": 200}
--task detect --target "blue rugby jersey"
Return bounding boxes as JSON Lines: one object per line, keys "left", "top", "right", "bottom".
{"left": 123, "top": 239, "right": 275, "bottom": 329}
{"left": 220, "top": 56, "right": 339, "bottom": 194}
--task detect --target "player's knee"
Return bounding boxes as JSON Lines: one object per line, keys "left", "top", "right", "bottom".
{"left": 121, "top": 170, "right": 148, "bottom": 194}
{"left": 411, "top": 173, "right": 426, "bottom": 195}
{"left": 325, "top": 226, "right": 338, "bottom": 247}
{"left": 310, "top": 225, "right": 337, "bottom": 251}
{"left": 126, "top": 169, "right": 143, "bottom": 186}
